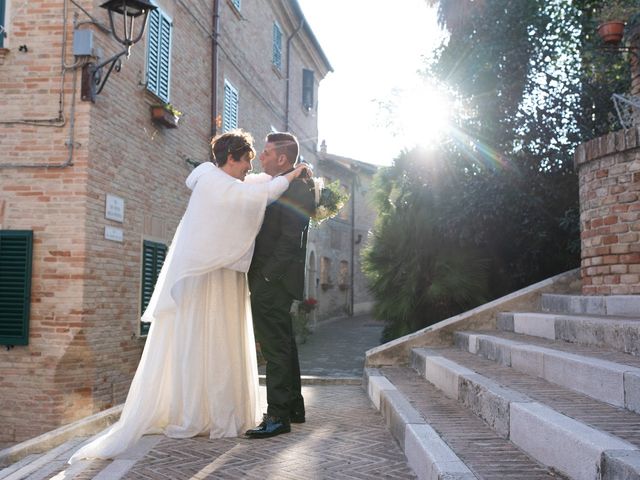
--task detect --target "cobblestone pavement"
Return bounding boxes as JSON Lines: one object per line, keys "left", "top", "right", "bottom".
{"left": 27, "top": 314, "right": 414, "bottom": 479}
{"left": 259, "top": 314, "right": 386, "bottom": 378}
{"left": 116, "top": 385, "right": 415, "bottom": 479}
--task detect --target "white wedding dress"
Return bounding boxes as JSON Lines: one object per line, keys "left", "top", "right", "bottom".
{"left": 69, "top": 164, "right": 288, "bottom": 463}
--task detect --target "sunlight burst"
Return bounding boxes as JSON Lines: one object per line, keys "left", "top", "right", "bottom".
{"left": 391, "top": 81, "right": 453, "bottom": 150}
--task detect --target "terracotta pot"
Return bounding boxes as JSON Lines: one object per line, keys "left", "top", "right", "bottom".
{"left": 597, "top": 21, "right": 625, "bottom": 45}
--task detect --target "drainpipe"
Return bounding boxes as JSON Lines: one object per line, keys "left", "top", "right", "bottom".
{"left": 350, "top": 174, "right": 356, "bottom": 316}
{"left": 285, "top": 19, "right": 304, "bottom": 132}
{"left": 211, "top": 0, "right": 220, "bottom": 140}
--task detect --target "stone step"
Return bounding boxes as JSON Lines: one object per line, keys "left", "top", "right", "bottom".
{"left": 0, "top": 438, "right": 85, "bottom": 480}
{"left": 455, "top": 330, "right": 640, "bottom": 413}
{"left": 497, "top": 310, "right": 640, "bottom": 355}
{"left": 0, "top": 433, "right": 164, "bottom": 480}
{"left": 365, "top": 368, "right": 477, "bottom": 479}
{"left": 541, "top": 293, "right": 640, "bottom": 317}
{"left": 365, "top": 367, "right": 560, "bottom": 479}
{"left": 410, "top": 347, "right": 640, "bottom": 480}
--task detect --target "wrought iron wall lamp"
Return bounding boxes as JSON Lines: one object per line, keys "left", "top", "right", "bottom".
{"left": 81, "top": 0, "right": 157, "bottom": 102}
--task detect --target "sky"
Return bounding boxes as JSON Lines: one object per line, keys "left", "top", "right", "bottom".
{"left": 297, "top": 0, "right": 446, "bottom": 166}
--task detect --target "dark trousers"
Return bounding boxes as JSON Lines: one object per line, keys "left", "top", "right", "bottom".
{"left": 249, "top": 272, "right": 304, "bottom": 420}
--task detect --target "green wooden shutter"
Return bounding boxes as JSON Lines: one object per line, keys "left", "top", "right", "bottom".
{"left": 0, "top": 0, "right": 6, "bottom": 49}
{"left": 140, "top": 240, "right": 167, "bottom": 335}
{"left": 146, "top": 8, "right": 172, "bottom": 102}
{"left": 0, "top": 231, "right": 33, "bottom": 346}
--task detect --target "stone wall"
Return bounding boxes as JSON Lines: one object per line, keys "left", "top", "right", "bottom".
{"left": 575, "top": 128, "right": 640, "bottom": 295}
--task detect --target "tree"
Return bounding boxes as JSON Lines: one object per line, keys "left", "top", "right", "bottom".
{"left": 364, "top": 0, "right": 632, "bottom": 340}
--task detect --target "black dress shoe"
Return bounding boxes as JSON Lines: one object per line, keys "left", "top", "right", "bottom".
{"left": 245, "top": 415, "right": 290, "bottom": 438}
{"left": 289, "top": 411, "right": 305, "bottom": 423}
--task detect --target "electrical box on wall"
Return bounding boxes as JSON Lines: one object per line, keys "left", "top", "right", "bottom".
{"left": 73, "top": 29, "right": 94, "bottom": 56}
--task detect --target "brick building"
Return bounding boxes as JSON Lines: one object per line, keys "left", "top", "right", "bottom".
{"left": 306, "top": 145, "right": 378, "bottom": 323}
{"left": 0, "top": 0, "right": 331, "bottom": 446}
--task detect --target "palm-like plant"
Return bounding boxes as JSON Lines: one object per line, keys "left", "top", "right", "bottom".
{"left": 363, "top": 149, "right": 488, "bottom": 341}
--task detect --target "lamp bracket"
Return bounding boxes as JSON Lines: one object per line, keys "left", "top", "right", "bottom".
{"left": 81, "top": 47, "right": 130, "bottom": 102}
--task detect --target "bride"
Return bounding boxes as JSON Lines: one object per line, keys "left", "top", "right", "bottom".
{"left": 69, "top": 129, "right": 309, "bottom": 463}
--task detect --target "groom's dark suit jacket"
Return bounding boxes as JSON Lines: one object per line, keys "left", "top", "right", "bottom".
{"left": 250, "top": 175, "right": 315, "bottom": 300}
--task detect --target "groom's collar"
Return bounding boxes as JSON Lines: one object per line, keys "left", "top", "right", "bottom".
{"left": 278, "top": 166, "right": 295, "bottom": 177}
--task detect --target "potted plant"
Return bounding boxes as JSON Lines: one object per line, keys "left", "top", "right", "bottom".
{"left": 150, "top": 103, "right": 182, "bottom": 128}
{"left": 596, "top": 2, "right": 637, "bottom": 45}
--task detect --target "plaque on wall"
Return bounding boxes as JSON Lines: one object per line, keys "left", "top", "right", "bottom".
{"left": 105, "top": 226, "right": 124, "bottom": 242}
{"left": 105, "top": 194, "right": 125, "bottom": 223}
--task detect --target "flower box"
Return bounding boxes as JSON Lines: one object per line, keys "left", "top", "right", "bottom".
{"left": 150, "top": 104, "right": 180, "bottom": 128}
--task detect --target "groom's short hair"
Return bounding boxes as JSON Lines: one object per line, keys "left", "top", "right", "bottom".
{"left": 266, "top": 132, "right": 299, "bottom": 165}
{"left": 210, "top": 129, "right": 255, "bottom": 166}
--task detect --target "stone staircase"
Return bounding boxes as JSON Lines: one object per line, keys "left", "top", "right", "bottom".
{"left": 364, "top": 289, "right": 640, "bottom": 480}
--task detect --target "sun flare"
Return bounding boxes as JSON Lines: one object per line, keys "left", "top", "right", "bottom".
{"left": 392, "top": 81, "right": 453, "bottom": 149}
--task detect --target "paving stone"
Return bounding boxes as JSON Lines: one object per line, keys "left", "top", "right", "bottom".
{"left": 119, "top": 385, "right": 416, "bottom": 480}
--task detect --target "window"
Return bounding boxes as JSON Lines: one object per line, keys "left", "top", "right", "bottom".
{"left": 0, "top": 231, "right": 33, "bottom": 346}
{"left": 146, "top": 7, "right": 173, "bottom": 102}
{"left": 140, "top": 240, "right": 167, "bottom": 335}
{"left": 272, "top": 21, "right": 282, "bottom": 70}
{"left": 0, "top": 0, "right": 6, "bottom": 49}
{"left": 231, "top": 0, "right": 241, "bottom": 11}
{"left": 223, "top": 80, "right": 239, "bottom": 132}
{"left": 302, "top": 69, "right": 314, "bottom": 111}
{"left": 339, "top": 261, "right": 349, "bottom": 287}
{"left": 320, "top": 257, "right": 331, "bottom": 286}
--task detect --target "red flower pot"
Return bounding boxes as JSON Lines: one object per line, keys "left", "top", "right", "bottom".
{"left": 597, "top": 21, "right": 625, "bottom": 45}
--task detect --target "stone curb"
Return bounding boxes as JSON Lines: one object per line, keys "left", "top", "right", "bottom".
{"left": 411, "top": 348, "right": 640, "bottom": 480}
{"left": 542, "top": 293, "right": 640, "bottom": 317}
{"left": 511, "top": 402, "right": 636, "bottom": 480}
{"left": 506, "top": 311, "right": 640, "bottom": 356}
{"left": 363, "top": 368, "right": 476, "bottom": 480}
{"left": 0, "top": 405, "right": 122, "bottom": 468}
{"left": 455, "top": 331, "right": 640, "bottom": 413}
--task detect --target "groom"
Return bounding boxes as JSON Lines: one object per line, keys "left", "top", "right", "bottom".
{"left": 246, "top": 132, "right": 315, "bottom": 439}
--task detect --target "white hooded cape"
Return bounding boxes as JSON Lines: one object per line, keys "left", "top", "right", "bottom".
{"left": 143, "top": 162, "right": 277, "bottom": 323}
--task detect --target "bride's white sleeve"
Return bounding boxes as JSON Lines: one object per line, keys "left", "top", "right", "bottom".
{"left": 267, "top": 176, "right": 289, "bottom": 203}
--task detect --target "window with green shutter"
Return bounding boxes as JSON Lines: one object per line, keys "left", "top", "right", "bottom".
{"left": 146, "top": 7, "right": 173, "bottom": 103}
{"left": 272, "top": 21, "right": 282, "bottom": 70}
{"left": 0, "top": 0, "right": 6, "bottom": 49}
{"left": 0, "top": 231, "right": 33, "bottom": 346}
{"left": 140, "top": 240, "right": 167, "bottom": 336}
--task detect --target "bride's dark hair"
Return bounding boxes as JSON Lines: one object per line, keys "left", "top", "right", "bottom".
{"left": 210, "top": 129, "right": 256, "bottom": 166}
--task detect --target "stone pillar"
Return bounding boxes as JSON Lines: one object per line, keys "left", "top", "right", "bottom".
{"left": 575, "top": 129, "right": 640, "bottom": 294}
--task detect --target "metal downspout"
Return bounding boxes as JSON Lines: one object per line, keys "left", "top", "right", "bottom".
{"left": 285, "top": 19, "right": 304, "bottom": 132}
{"left": 211, "top": 0, "right": 220, "bottom": 140}
{"left": 350, "top": 175, "right": 355, "bottom": 316}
